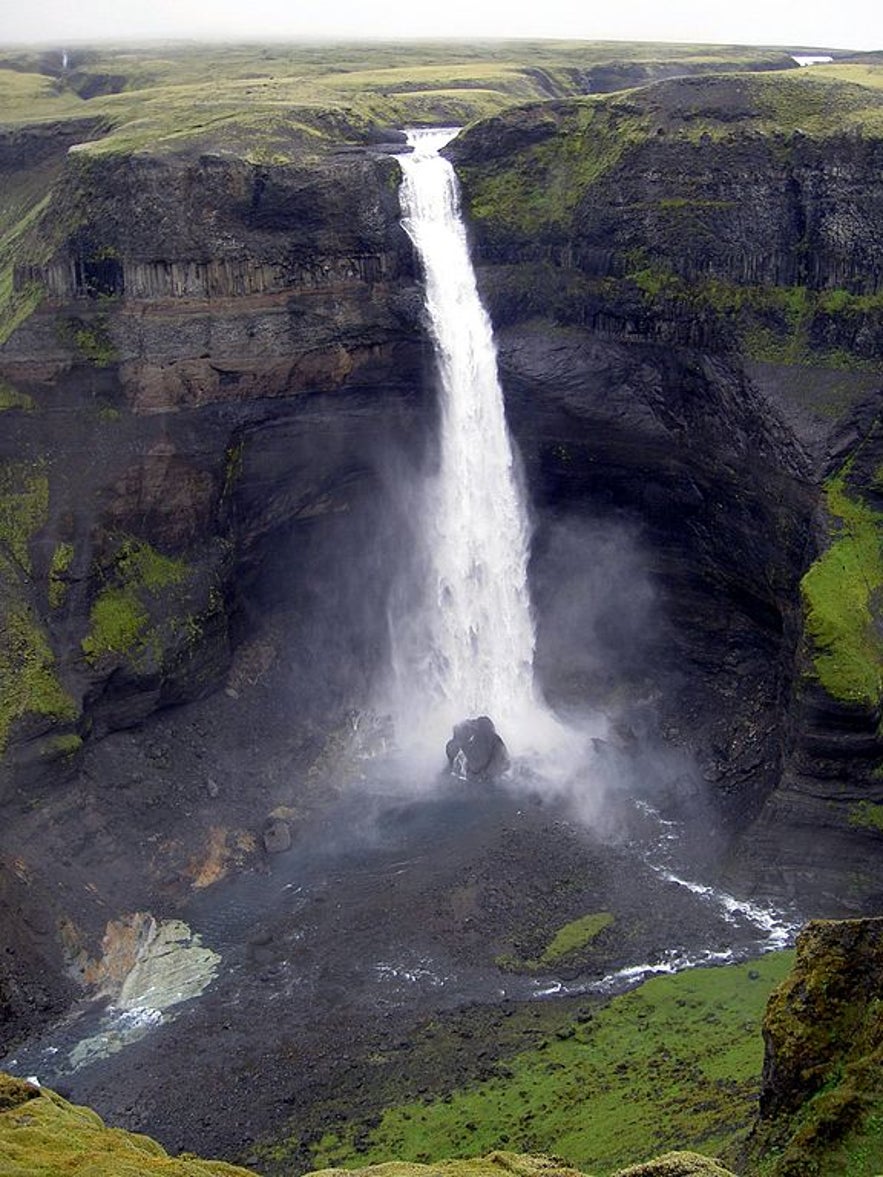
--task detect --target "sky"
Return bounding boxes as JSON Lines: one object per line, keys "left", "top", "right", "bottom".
{"left": 1, "top": 0, "right": 880, "bottom": 50}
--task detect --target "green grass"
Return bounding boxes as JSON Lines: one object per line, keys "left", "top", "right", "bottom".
{"left": 0, "top": 39, "right": 812, "bottom": 163}
{"left": 306, "top": 953, "right": 794, "bottom": 1177}
{"left": 541, "top": 913, "right": 615, "bottom": 965}
{"left": 800, "top": 462, "right": 883, "bottom": 708}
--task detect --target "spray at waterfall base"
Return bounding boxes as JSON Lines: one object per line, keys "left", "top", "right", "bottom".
{"left": 378, "top": 128, "right": 657, "bottom": 828}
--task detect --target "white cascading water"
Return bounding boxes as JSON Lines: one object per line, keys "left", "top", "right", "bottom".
{"left": 394, "top": 127, "right": 551, "bottom": 753}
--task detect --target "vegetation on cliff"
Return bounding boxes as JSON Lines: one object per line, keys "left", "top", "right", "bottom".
{"left": 0, "top": 588, "right": 78, "bottom": 752}
{"left": 457, "top": 69, "right": 883, "bottom": 240}
{"left": 454, "top": 67, "right": 883, "bottom": 370}
{"left": 800, "top": 457, "right": 883, "bottom": 708}
{"left": 81, "top": 536, "right": 192, "bottom": 667}
{"left": 746, "top": 918, "right": 883, "bottom": 1176}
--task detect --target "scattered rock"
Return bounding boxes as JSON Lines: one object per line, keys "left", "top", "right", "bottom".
{"left": 263, "top": 819, "right": 292, "bottom": 854}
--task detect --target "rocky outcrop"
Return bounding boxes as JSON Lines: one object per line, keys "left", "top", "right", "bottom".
{"left": 744, "top": 918, "right": 883, "bottom": 1175}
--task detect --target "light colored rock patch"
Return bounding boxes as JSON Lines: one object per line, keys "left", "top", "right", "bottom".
{"left": 115, "top": 917, "right": 220, "bottom": 1011}
{"left": 67, "top": 915, "right": 220, "bottom": 1071}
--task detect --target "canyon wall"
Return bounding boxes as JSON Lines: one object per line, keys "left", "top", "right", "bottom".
{"left": 449, "top": 72, "right": 883, "bottom": 907}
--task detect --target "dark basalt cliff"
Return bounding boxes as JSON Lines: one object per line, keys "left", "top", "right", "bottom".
{"left": 1, "top": 145, "right": 422, "bottom": 773}
{"left": 450, "top": 71, "right": 883, "bottom": 912}
{"left": 1, "top": 68, "right": 883, "bottom": 1053}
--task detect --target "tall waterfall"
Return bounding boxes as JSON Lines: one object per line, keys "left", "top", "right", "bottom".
{"left": 394, "top": 127, "right": 546, "bottom": 752}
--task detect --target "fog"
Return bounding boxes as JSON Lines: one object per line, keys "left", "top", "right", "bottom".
{"left": 3, "top": 0, "right": 878, "bottom": 51}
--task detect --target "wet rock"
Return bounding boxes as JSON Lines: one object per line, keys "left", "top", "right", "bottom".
{"left": 445, "top": 717, "right": 510, "bottom": 779}
{"left": 262, "top": 819, "right": 292, "bottom": 854}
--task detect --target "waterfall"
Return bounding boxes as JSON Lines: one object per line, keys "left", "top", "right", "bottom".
{"left": 393, "top": 127, "right": 549, "bottom": 754}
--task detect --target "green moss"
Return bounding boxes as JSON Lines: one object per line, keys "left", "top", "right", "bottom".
{"left": 460, "top": 101, "right": 648, "bottom": 246}
{"left": 0, "top": 603, "right": 78, "bottom": 752}
{"left": 0, "top": 1073, "right": 255, "bottom": 1177}
{"left": 0, "top": 191, "right": 53, "bottom": 346}
{"left": 800, "top": 463, "right": 883, "bottom": 707}
{"left": 60, "top": 314, "right": 117, "bottom": 368}
{"left": 44, "top": 731, "right": 83, "bottom": 758}
{"left": 0, "top": 380, "right": 34, "bottom": 413}
{"left": 0, "top": 1074, "right": 40, "bottom": 1112}
{"left": 302, "top": 953, "right": 794, "bottom": 1177}
{"left": 848, "top": 802, "right": 883, "bottom": 833}
{"left": 81, "top": 587, "right": 149, "bottom": 662}
{"left": 48, "top": 541, "right": 74, "bottom": 609}
{"left": 540, "top": 913, "right": 614, "bottom": 965}
{"left": 81, "top": 537, "right": 190, "bottom": 667}
{"left": 0, "top": 460, "right": 49, "bottom": 574}
{"left": 749, "top": 920, "right": 883, "bottom": 1177}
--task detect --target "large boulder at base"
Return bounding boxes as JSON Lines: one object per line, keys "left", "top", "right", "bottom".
{"left": 445, "top": 716, "right": 510, "bottom": 779}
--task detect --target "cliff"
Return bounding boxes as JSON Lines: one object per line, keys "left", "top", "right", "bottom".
{"left": 745, "top": 917, "right": 883, "bottom": 1175}
{"left": 2, "top": 48, "right": 883, "bottom": 1168}
{"left": 450, "top": 67, "right": 883, "bottom": 910}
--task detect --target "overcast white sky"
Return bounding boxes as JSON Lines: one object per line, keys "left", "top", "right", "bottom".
{"left": 1, "top": 0, "right": 879, "bottom": 51}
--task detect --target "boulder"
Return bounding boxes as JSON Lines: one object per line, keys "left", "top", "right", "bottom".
{"left": 445, "top": 716, "right": 510, "bottom": 780}
{"left": 262, "top": 818, "right": 292, "bottom": 855}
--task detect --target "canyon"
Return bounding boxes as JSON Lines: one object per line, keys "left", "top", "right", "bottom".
{"left": 0, "top": 38, "right": 882, "bottom": 1177}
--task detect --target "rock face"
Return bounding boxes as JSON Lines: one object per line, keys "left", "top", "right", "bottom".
{"left": 746, "top": 917, "right": 883, "bottom": 1175}
{"left": 2, "top": 65, "right": 883, "bottom": 1058}
{"left": 451, "top": 71, "right": 883, "bottom": 907}
{"left": 0, "top": 143, "right": 425, "bottom": 791}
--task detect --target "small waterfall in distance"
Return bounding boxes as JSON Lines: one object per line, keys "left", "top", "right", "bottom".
{"left": 392, "top": 127, "right": 562, "bottom": 761}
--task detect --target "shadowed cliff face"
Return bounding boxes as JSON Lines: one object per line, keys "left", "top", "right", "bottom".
{"left": 449, "top": 73, "right": 883, "bottom": 912}
{"left": 0, "top": 145, "right": 426, "bottom": 784}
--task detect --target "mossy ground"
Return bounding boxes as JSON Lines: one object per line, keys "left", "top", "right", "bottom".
{"left": 0, "top": 40, "right": 809, "bottom": 163}
{"left": 297, "top": 953, "right": 793, "bottom": 1177}
{"left": 800, "top": 461, "right": 883, "bottom": 708}
{"left": 0, "top": 1074, "right": 254, "bottom": 1177}
{"left": 498, "top": 912, "right": 615, "bottom": 972}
